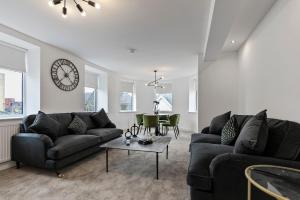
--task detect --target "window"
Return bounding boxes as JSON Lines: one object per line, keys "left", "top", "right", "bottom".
{"left": 84, "top": 87, "right": 96, "bottom": 111}
{"left": 120, "top": 81, "right": 136, "bottom": 112}
{"left": 189, "top": 78, "right": 198, "bottom": 112}
{"left": 156, "top": 83, "right": 172, "bottom": 112}
{"left": 0, "top": 68, "right": 23, "bottom": 117}
{"left": 84, "top": 67, "right": 108, "bottom": 112}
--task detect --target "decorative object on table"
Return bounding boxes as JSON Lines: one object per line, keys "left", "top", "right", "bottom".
{"left": 130, "top": 123, "right": 139, "bottom": 137}
{"left": 51, "top": 58, "right": 79, "bottom": 91}
{"left": 124, "top": 129, "right": 132, "bottom": 146}
{"left": 138, "top": 138, "right": 153, "bottom": 145}
{"left": 153, "top": 100, "right": 160, "bottom": 115}
{"left": 48, "top": 0, "right": 101, "bottom": 18}
{"left": 245, "top": 165, "right": 300, "bottom": 200}
{"left": 161, "top": 114, "right": 180, "bottom": 139}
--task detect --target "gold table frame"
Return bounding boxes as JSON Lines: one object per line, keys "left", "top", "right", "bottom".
{"left": 245, "top": 165, "right": 300, "bottom": 200}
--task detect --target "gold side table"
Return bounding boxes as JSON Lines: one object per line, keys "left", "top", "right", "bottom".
{"left": 245, "top": 165, "right": 300, "bottom": 200}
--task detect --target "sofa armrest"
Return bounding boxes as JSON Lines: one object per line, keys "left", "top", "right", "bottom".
{"left": 201, "top": 126, "right": 210, "bottom": 134}
{"left": 209, "top": 153, "right": 300, "bottom": 200}
{"left": 11, "top": 133, "right": 54, "bottom": 168}
{"left": 105, "top": 122, "right": 117, "bottom": 128}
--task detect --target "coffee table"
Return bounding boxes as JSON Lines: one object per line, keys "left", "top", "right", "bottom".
{"left": 100, "top": 136, "right": 172, "bottom": 180}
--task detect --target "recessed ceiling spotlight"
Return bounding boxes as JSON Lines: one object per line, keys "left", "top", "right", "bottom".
{"left": 129, "top": 48, "right": 136, "bottom": 54}
{"left": 231, "top": 40, "right": 236, "bottom": 44}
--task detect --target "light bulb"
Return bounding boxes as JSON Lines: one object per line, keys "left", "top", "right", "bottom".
{"left": 95, "top": 3, "right": 101, "bottom": 9}
{"left": 62, "top": 7, "right": 67, "bottom": 18}
{"left": 81, "top": 11, "right": 87, "bottom": 17}
{"left": 48, "top": 0, "right": 54, "bottom": 7}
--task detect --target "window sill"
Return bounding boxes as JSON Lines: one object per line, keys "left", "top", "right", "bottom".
{"left": 119, "top": 111, "right": 137, "bottom": 113}
{"left": 0, "top": 116, "right": 24, "bottom": 121}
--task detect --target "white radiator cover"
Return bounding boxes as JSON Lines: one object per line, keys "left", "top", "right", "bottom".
{"left": 0, "top": 123, "right": 19, "bottom": 163}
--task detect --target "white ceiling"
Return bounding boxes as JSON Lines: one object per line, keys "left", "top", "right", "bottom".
{"left": 0, "top": 0, "right": 211, "bottom": 80}
{"left": 0, "top": 0, "right": 276, "bottom": 79}
{"left": 203, "top": 0, "right": 277, "bottom": 61}
{"left": 222, "top": 0, "right": 277, "bottom": 52}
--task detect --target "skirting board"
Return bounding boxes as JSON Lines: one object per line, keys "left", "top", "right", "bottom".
{"left": 0, "top": 161, "right": 15, "bottom": 171}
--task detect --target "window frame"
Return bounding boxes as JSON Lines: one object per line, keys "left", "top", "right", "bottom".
{"left": 119, "top": 80, "right": 136, "bottom": 112}
{"left": 189, "top": 78, "right": 198, "bottom": 113}
{"left": 0, "top": 67, "right": 25, "bottom": 119}
{"left": 156, "top": 92, "right": 173, "bottom": 113}
{"left": 84, "top": 87, "right": 97, "bottom": 112}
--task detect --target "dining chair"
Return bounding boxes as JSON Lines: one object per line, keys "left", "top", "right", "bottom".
{"left": 136, "top": 114, "right": 144, "bottom": 134}
{"left": 161, "top": 114, "right": 180, "bottom": 139}
{"left": 143, "top": 115, "right": 159, "bottom": 135}
{"left": 159, "top": 114, "right": 170, "bottom": 123}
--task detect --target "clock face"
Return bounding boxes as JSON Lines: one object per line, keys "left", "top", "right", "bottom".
{"left": 51, "top": 59, "right": 79, "bottom": 91}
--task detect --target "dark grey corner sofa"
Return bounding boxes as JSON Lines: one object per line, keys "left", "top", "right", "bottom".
{"left": 11, "top": 111, "right": 123, "bottom": 177}
{"left": 187, "top": 113, "right": 300, "bottom": 200}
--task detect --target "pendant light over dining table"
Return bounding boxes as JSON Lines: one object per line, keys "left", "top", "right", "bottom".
{"left": 48, "top": 0, "right": 101, "bottom": 18}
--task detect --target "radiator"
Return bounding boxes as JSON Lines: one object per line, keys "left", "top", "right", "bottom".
{"left": 0, "top": 124, "right": 19, "bottom": 163}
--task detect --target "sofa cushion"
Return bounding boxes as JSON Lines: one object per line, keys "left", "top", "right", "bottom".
{"left": 47, "top": 135, "right": 100, "bottom": 160}
{"left": 72, "top": 112, "right": 97, "bottom": 130}
{"left": 91, "top": 109, "right": 111, "bottom": 128}
{"left": 68, "top": 115, "right": 87, "bottom": 135}
{"left": 87, "top": 128, "right": 122, "bottom": 143}
{"left": 47, "top": 113, "right": 73, "bottom": 136}
{"left": 187, "top": 143, "right": 233, "bottom": 191}
{"left": 273, "top": 121, "right": 300, "bottom": 160}
{"left": 234, "top": 110, "right": 269, "bottom": 155}
{"left": 28, "top": 111, "right": 62, "bottom": 141}
{"left": 209, "top": 111, "right": 231, "bottom": 135}
{"left": 221, "top": 117, "right": 238, "bottom": 145}
{"left": 191, "top": 134, "right": 221, "bottom": 144}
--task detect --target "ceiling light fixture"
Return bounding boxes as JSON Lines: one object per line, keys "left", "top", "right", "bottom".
{"left": 48, "top": 0, "right": 101, "bottom": 18}
{"left": 146, "top": 70, "right": 165, "bottom": 89}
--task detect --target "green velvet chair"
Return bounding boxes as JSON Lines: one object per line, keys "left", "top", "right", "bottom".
{"left": 143, "top": 115, "right": 159, "bottom": 134}
{"left": 136, "top": 114, "right": 144, "bottom": 134}
{"left": 162, "top": 114, "right": 180, "bottom": 139}
{"left": 159, "top": 114, "right": 170, "bottom": 123}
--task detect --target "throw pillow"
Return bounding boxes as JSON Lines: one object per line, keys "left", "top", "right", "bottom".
{"left": 91, "top": 108, "right": 111, "bottom": 128}
{"left": 209, "top": 111, "right": 231, "bottom": 135}
{"left": 28, "top": 111, "right": 61, "bottom": 141}
{"left": 221, "top": 117, "right": 238, "bottom": 145}
{"left": 234, "top": 110, "right": 269, "bottom": 155}
{"left": 68, "top": 115, "right": 87, "bottom": 135}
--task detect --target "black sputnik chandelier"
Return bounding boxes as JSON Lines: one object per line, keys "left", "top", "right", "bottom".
{"left": 48, "top": 0, "right": 101, "bottom": 18}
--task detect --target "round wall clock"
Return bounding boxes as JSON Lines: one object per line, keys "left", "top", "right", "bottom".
{"left": 51, "top": 59, "right": 79, "bottom": 91}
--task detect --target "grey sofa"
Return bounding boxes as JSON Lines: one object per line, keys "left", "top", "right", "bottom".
{"left": 188, "top": 115, "right": 300, "bottom": 200}
{"left": 11, "top": 112, "right": 123, "bottom": 176}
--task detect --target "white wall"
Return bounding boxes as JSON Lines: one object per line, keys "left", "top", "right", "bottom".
{"left": 239, "top": 0, "right": 300, "bottom": 122}
{"left": 172, "top": 76, "right": 198, "bottom": 132}
{"left": 198, "top": 52, "right": 238, "bottom": 130}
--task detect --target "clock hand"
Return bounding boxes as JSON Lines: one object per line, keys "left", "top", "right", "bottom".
{"left": 67, "top": 68, "right": 75, "bottom": 75}
{"left": 57, "top": 77, "right": 66, "bottom": 85}
{"left": 59, "top": 66, "right": 68, "bottom": 74}
{"left": 67, "top": 76, "right": 74, "bottom": 85}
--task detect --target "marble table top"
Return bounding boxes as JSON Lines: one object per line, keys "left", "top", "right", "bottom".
{"left": 100, "top": 136, "right": 172, "bottom": 153}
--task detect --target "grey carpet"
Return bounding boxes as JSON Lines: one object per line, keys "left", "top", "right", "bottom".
{"left": 0, "top": 131, "right": 191, "bottom": 200}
